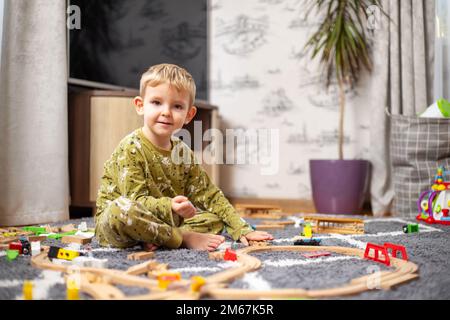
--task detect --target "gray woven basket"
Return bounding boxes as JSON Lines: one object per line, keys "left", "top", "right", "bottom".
{"left": 390, "top": 113, "right": 450, "bottom": 217}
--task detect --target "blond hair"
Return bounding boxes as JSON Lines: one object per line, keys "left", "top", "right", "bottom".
{"left": 139, "top": 63, "right": 196, "bottom": 106}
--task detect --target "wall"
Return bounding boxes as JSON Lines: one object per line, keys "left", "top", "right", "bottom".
{"left": 209, "top": 0, "right": 372, "bottom": 200}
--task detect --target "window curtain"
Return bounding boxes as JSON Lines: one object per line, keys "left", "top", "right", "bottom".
{"left": 367, "top": 0, "right": 435, "bottom": 216}
{"left": 0, "top": 0, "right": 4, "bottom": 62}
{"left": 0, "top": 0, "right": 69, "bottom": 226}
{"left": 434, "top": 0, "right": 450, "bottom": 100}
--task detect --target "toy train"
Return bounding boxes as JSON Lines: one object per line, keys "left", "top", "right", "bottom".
{"left": 294, "top": 238, "right": 321, "bottom": 246}
{"left": 8, "top": 238, "right": 31, "bottom": 255}
{"left": 417, "top": 166, "right": 450, "bottom": 225}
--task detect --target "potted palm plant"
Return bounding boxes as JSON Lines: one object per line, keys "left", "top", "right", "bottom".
{"left": 304, "top": 0, "right": 383, "bottom": 214}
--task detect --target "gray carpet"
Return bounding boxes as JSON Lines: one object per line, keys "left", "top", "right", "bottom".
{"left": 1, "top": 215, "right": 449, "bottom": 300}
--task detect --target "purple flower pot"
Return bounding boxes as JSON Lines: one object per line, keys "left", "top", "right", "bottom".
{"left": 310, "top": 159, "right": 370, "bottom": 214}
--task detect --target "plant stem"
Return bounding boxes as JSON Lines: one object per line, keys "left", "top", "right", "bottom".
{"left": 338, "top": 78, "right": 345, "bottom": 160}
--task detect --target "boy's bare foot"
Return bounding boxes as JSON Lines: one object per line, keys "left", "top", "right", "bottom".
{"left": 181, "top": 230, "right": 225, "bottom": 251}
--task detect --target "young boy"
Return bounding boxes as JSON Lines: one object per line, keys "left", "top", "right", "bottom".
{"left": 95, "top": 63, "right": 273, "bottom": 251}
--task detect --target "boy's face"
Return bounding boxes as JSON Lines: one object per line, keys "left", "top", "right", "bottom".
{"left": 134, "top": 83, "right": 197, "bottom": 141}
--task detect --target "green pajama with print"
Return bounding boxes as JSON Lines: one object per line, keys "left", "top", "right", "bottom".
{"left": 95, "top": 128, "right": 253, "bottom": 248}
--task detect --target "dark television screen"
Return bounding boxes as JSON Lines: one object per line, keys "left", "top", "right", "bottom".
{"left": 69, "top": 0, "right": 207, "bottom": 99}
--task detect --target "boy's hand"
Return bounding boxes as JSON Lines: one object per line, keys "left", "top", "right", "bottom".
{"left": 171, "top": 195, "right": 196, "bottom": 219}
{"left": 239, "top": 231, "right": 274, "bottom": 246}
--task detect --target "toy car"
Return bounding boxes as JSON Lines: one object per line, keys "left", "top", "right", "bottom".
{"left": 403, "top": 223, "right": 419, "bottom": 233}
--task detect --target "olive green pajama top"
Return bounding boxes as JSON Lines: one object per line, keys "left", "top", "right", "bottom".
{"left": 95, "top": 128, "right": 253, "bottom": 248}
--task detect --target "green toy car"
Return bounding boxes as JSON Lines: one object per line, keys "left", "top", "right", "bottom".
{"left": 403, "top": 224, "right": 419, "bottom": 233}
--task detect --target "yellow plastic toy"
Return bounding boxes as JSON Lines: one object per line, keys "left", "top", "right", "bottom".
{"left": 191, "top": 275, "right": 206, "bottom": 292}
{"left": 157, "top": 272, "right": 181, "bottom": 290}
{"left": 23, "top": 281, "right": 33, "bottom": 300}
{"left": 302, "top": 222, "right": 312, "bottom": 238}
{"left": 2, "top": 232, "right": 17, "bottom": 237}
{"left": 66, "top": 279, "right": 79, "bottom": 300}
{"left": 57, "top": 248, "right": 80, "bottom": 261}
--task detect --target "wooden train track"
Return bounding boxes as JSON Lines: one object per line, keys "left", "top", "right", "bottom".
{"left": 31, "top": 244, "right": 418, "bottom": 300}
{"left": 302, "top": 216, "right": 365, "bottom": 235}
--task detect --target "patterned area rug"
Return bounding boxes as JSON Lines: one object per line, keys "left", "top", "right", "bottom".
{"left": 0, "top": 215, "right": 449, "bottom": 300}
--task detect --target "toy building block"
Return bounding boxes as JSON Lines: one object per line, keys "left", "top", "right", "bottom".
{"left": 294, "top": 238, "right": 321, "bottom": 246}
{"left": 23, "top": 281, "right": 33, "bottom": 300}
{"left": 384, "top": 243, "right": 408, "bottom": 261}
{"left": 6, "top": 249, "right": 19, "bottom": 261}
{"left": 127, "top": 251, "right": 155, "bottom": 261}
{"left": 224, "top": 248, "right": 237, "bottom": 261}
{"left": 72, "top": 256, "right": 108, "bottom": 268}
{"left": 77, "top": 222, "right": 88, "bottom": 232}
{"left": 302, "top": 251, "right": 331, "bottom": 259}
{"left": 157, "top": 272, "right": 181, "bottom": 290}
{"left": 402, "top": 224, "right": 419, "bottom": 233}
{"left": 364, "top": 243, "right": 391, "bottom": 266}
{"left": 51, "top": 259, "right": 74, "bottom": 266}
{"left": 191, "top": 276, "right": 206, "bottom": 292}
{"left": 31, "top": 241, "right": 41, "bottom": 256}
{"left": 66, "top": 243, "right": 82, "bottom": 252}
{"left": 28, "top": 235, "right": 47, "bottom": 242}
{"left": 61, "top": 235, "right": 92, "bottom": 245}
{"left": 60, "top": 224, "right": 76, "bottom": 233}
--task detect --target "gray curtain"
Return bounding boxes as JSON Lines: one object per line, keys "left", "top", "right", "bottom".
{"left": 368, "top": 0, "right": 435, "bottom": 216}
{"left": 434, "top": 0, "right": 450, "bottom": 100}
{"left": 0, "top": 0, "right": 69, "bottom": 225}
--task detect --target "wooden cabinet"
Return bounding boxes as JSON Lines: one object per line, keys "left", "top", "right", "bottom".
{"left": 69, "top": 90, "right": 220, "bottom": 208}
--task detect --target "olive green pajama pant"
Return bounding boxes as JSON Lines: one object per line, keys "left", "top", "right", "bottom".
{"left": 95, "top": 197, "right": 232, "bottom": 249}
